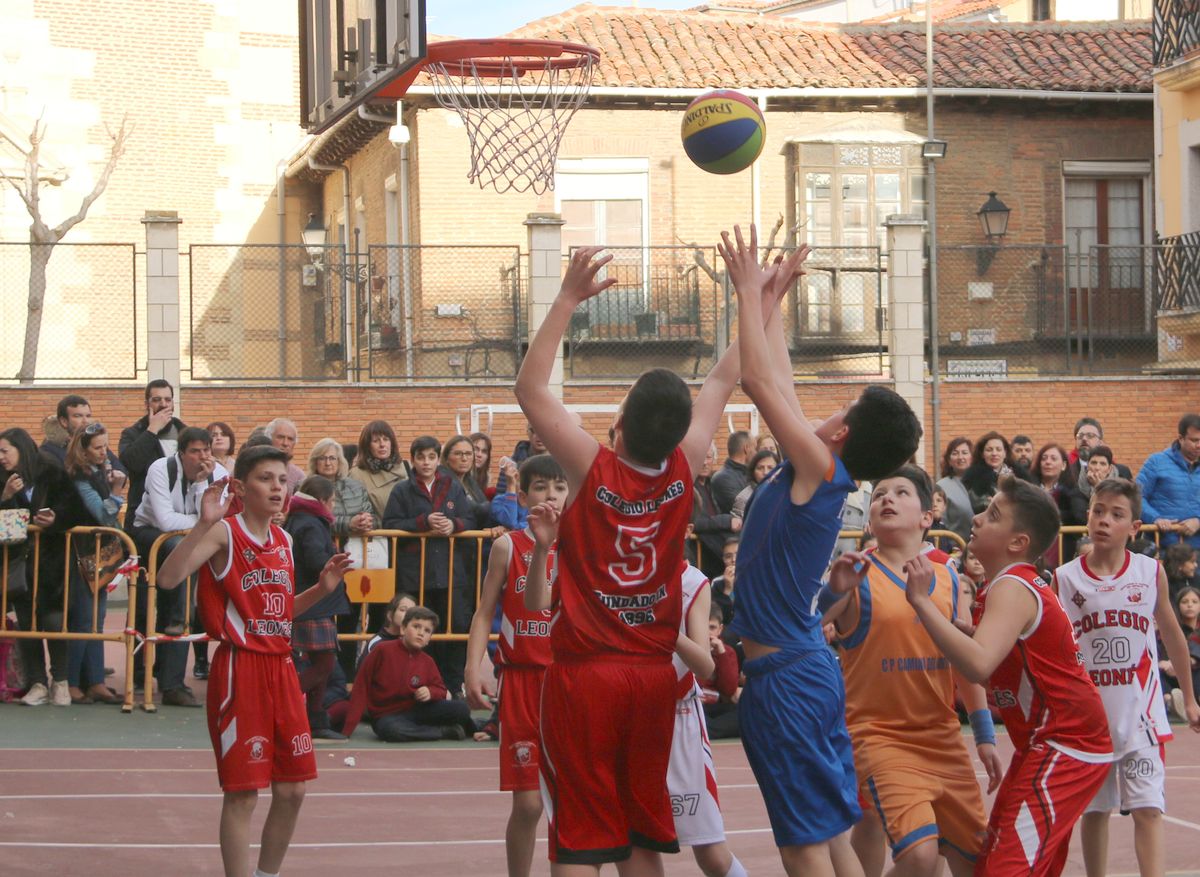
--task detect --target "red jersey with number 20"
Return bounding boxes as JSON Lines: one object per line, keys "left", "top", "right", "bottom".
{"left": 973, "top": 562, "right": 1112, "bottom": 762}
{"left": 496, "top": 528, "right": 555, "bottom": 669}
{"left": 198, "top": 515, "right": 296, "bottom": 655}
{"left": 552, "top": 445, "right": 692, "bottom": 660}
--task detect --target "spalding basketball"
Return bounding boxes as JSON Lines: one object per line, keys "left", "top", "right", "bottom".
{"left": 681, "top": 89, "right": 765, "bottom": 175}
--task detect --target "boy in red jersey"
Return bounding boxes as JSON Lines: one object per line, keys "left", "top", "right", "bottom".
{"left": 514, "top": 241, "right": 807, "bottom": 875}
{"left": 904, "top": 475, "right": 1113, "bottom": 877}
{"left": 464, "top": 454, "right": 569, "bottom": 877}
{"left": 156, "top": 445, "right": 352, "bottom": 877}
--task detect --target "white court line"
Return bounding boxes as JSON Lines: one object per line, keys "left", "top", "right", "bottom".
{"left": 1163, "top": 815, "right": 1200, "bottom": 832}
{"left": 0, "top": 829, "right": 777, "bottom": 851}
{"left": 0, "top": 782, "right": 766, "bottom": 801}
{"left": 0, "top": 766, "right": 495, "bottom": 774}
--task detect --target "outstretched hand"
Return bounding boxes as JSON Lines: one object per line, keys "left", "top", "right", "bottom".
{"left": 717, "top": 224, "right": 768, "bottom": 299}
{"left": 527, "top": 501, "right": 560, "bottom": 550}
{"left": 318, "top": 552, "right": 354, "bottom": 592}
{"left": 558, "top": 246, "right": 617, "bottom": 307}
{"left": 762, "top": 244, "right": 812, "bottom": 313}
{"left": 828, "top": 550, "right": 870, "bottom": 595}
{"left": 198, "top": 478, "right": 232, "bottom": 526}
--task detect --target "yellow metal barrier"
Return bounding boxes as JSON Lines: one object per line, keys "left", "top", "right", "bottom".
{"left": 0, "top": 525, "right": 141, "bottom": 712}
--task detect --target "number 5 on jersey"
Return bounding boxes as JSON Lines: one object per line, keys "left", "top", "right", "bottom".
{"left": 609, "top": 522, "right": 660, "bottom": 587}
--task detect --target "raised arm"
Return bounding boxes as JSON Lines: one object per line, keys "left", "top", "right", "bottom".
{"left": 514, "top": 247, "right": 615, "bottom": 491}
{"left": 156, "top": 479, "right": 231, "bottom": 591}
{"left": 720, "top": 226, "right": 826, "bottom": 498}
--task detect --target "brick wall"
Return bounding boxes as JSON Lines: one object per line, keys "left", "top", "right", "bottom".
{"left": 2, "top": 377, "right": 1194, "bottom": 479}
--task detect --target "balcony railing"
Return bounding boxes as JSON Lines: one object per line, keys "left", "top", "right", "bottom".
{"left": 1156, "top": 230, "right": 1200, "bottom": 311}
{"left": 1154, "top": 0, "right": 1200, "bottom": 67}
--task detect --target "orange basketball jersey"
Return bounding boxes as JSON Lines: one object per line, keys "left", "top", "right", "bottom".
{"left": 836, "top": 554, "right": 963, "bottom": 772}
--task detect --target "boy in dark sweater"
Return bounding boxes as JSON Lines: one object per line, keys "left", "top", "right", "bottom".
{"left": 341, "top": 607, "right": 475, "bottom": 742}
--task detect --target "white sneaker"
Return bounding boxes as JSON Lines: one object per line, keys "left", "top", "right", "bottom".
{"left": 1170, "top": 688, "right": 1187, "bottom": 721}
{"left": 50, "top": 680, "right": 71, "bottom": 707}
{"left": 20, "top": 683, "right": 48, "bottom": 706}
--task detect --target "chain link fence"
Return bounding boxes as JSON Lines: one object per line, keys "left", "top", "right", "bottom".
{"left": 933, "top": 244, "right": 1158, "bottom": 377}
{"left": 363, "top": 245, "right": 522, "bottom": 381}
{"left": 187, "top": 244, "right": 347, "bottom": 381}
{"left": 0, "top": 242, "right": 138, "bottom": 381}
{"left": 565, "top": 246, "right": 723, "bottom": 381}
{"left": 790, "top": 246, "right": 887, "bottom": 377}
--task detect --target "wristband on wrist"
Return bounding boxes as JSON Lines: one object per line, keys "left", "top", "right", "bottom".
{"left": 969, "top": 709, "right": 996, "bottom": 746}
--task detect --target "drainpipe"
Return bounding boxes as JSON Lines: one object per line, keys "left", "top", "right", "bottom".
{"left": 307, "top": 155, "right": 354, "bottom": 379}
{"left": 276, "top": 160, "right": 288, "bottom": 380}
{"left": 399, "top": 134, "right": 415, "bottom": 380}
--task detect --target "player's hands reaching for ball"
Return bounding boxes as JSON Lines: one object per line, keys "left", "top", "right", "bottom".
{"left": 902, "top": 554, "right": 936, "bottom": 608}
{"left": 528, "top": 501, "right": 560, "bottom": 550}
{"left": 317, "top": 552, "right": 353, "bottom": 593}
{"left": 198, "top": 478, "right": 231, "bottom": 527}
{"left": 558, "top": 246, "right": 617, "bottom": 307}
{"left": 828, "top": 550, "right": 870, "bottom": 595}
{"left": 976, "top": 743, "right": 1003, "bottom": 793}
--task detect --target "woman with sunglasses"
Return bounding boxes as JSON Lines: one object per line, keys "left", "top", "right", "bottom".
{"left": 63, "top": 422, "right": 127, "bottom": 703}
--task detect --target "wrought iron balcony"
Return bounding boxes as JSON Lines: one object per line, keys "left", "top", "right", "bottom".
{"left": 1155, "top": 0, "right": 1200, "bottom": 68}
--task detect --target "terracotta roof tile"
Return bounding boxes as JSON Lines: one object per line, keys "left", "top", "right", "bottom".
{"left": 503, "top": 4, "right": 1150, "bottom": 93}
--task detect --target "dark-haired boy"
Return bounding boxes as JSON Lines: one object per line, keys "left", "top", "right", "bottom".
{"left": 513, "top": 241, "right": 802, "bottom": 873}
{"left": 1054, "top": 477, "right": 1200, "bottom": 877}
{"left": 719, "top": 225, "right": 921, "bottom": 876}
{"left": 824, "top": 466, "right": 1000, "bottom": 876}
{"left": 464, "top": 454, "right": 568, "bottom": 877}
{"left": 904, "top": 475, "right": 1113, "bottom": 876}
{"left": 156, "top": 445, "right": 353, "bottom": 877}
{"left": 342, "top": 606, "right": 475, "bottom": 742}
{"left": 383, "top": 435, "right": 472, "bottom": 696}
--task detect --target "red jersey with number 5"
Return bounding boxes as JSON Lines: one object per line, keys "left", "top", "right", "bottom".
{"left": 198, "top": 514, "right": 296, "bottom": 655}
{"left": 551, "top": 445, "right": 691, "bottom": 660}
{"left": 973, "top": 561, "right": 1112, "bottom": 762}
{"left": 496, "top": 528, "right": 555, "bottom": 669}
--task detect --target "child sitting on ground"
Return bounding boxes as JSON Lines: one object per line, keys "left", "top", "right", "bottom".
{"left": 362, "top": 592, "right": 418, "bottom": 660}
{"left": 341, "top": 606, "right": 476, "bottom": 742}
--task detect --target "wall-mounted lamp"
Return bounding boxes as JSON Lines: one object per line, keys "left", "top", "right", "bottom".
{"left": 975, "top": 192, "right": 1011, "bottom": 274}
{"left": 921, "top": 139, "right": 948, "bottom": 160}
{"left": 302, "top": 213, "right": 328, "bottom": 262}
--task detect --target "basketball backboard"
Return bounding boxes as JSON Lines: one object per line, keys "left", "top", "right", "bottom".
{"left": 299, "top": 0, "right": 427, "bottom": 133}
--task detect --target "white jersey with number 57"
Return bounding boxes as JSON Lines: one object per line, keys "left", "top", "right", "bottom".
{"left": 1056, "top": 551, "right": 1171, "bottom": 757}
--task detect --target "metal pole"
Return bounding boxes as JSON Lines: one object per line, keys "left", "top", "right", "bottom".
{"left": 926, "top": 2, "right": 942, "bottom": 468}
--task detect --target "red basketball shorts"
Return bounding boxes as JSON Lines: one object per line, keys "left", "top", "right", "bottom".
{"left": 206, "top": 642, "right": 317, "bottom": 792}
{"left": 539, "top": 657, "right": 679, "bottom": 865}
{"left": 497, "top": 665, "right": 546, "bottom": 792}
{"left": 975, "top": 744, "right": 1110, "bottom": 877}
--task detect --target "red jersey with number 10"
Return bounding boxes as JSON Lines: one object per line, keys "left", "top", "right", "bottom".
{"left": 198, "top": 515, "right": 296, "bottom": 655}
{"left": 552, "top": 445, "right": 692, "bottom": 660}
{"left": 496, "top": 528, "right": 555, "bottom": 669}
{"left": 973, "top": 562, "right": 1112, "bottom": 762}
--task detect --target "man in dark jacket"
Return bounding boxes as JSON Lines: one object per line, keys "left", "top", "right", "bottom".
{"left": 1066, "top": 416, "right": 1131, "bottom": 484}
{"left": 692, "top": 441, "right": 740, "bottom": 580}
{"left": 41, "top": 394, "right": 126, "bottom": 474}
{"left": 709, "top": 430, "right": 753, "bottom": 514}
{"left": 382, "top": 435, "right": 472, "bottom": 695}
{"left": 285, "top": 476, "right": 351, "bottom": 740}
{"left": 119, "top": 379, "right": 186, "bottom": 530}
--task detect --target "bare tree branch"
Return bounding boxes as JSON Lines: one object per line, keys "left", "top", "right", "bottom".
{"left": 52, "top": 116, "right": 129, "bottom": 240}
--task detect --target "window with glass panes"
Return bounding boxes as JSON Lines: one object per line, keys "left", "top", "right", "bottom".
{"left": 795, "top": 142, "right": 926, "bottom": 335}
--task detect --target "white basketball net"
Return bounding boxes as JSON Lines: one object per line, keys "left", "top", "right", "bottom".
{"left": 425, "top": 46, "right": 597, "bottom": 195}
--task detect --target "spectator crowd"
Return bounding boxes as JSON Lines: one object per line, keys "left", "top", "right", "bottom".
{"left": 2, "top": 382, "right": 1199, "bottom": 738}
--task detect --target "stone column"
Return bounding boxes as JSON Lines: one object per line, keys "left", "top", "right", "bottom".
{"left": 884, "top": 215, "right": 928, "bottom": 462}
{"left": 524, "top": 213, "right": 566, "bottom": 398}
{"left": 142, "top": 211, "right": 182, "bottom": 412}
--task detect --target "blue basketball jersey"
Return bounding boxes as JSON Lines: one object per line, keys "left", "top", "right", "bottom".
{"left": 730, "top": 456, "right": 855, "bottom": 650}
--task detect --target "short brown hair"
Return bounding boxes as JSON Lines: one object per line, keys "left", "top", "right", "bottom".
{"left": 402, "top": 605, "right": 439, "bottom": 630}
{"left": 996, "top": 474, "right": 1061, "bottom": 561}
{"left": 1090, "top": 477, "right": 1141, "bottom": 521}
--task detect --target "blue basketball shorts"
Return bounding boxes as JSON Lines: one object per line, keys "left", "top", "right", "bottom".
{"left": 739, "top": 646, "right": 861, "bottom": 847}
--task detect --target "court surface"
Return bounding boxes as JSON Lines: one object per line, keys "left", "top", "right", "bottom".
{"left": 3, "top": 702, "right": 1200, "bottom": 876}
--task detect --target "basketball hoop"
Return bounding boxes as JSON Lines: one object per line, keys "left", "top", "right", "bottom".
{"left": 422, "top": 39, "right": 599, "bottom": 195}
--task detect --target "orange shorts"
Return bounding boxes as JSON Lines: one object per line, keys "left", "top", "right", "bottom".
{"left": 861, "top": 753, "right": 986, "bottom": 863}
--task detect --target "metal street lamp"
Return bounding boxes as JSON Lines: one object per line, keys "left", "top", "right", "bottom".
{"left": 976, "top": 192, "right": 1011, "bottom": 274}
{"left": 302, "top": 212, "right": 327, "bottom": 260}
